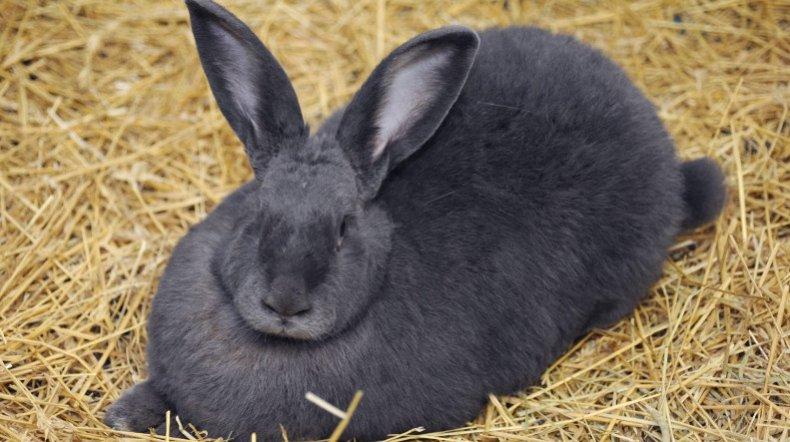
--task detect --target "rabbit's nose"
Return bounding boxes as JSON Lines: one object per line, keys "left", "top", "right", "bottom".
{"left": 262, "top": 292, "right": 311, "bottom": 318}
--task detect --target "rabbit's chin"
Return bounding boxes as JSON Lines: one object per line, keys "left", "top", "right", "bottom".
{"left": 233, "top": 292, "right": 337, "bottom": 341}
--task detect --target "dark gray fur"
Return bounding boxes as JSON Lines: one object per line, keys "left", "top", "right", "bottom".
{"left": 104, "top": 0, "right": 726, "bottom": 439}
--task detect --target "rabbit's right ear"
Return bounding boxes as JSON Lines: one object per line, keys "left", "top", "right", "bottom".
{"left": 186, "top": 0, "right": 306, "bottom": 174}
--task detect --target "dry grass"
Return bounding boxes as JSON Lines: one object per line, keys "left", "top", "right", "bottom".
{"left": 1, "top": 0, "right": 788, "bottom": 440}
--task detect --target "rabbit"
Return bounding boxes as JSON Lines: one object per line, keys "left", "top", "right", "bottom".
{"left": 104, "top": 0, "right": 726, "bottom": 439}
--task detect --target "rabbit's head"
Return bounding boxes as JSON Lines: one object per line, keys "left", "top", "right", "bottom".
{"left": 186, "top": 0, "right": 479, "bottom": 340}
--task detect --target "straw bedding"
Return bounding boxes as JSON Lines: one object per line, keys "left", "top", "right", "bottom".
{"left": 1, "top": 0, "right": 788, "bottom": 440}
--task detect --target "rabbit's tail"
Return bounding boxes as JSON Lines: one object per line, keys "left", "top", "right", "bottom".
{"left": 679, "top": 158, "right": 726, "bottom": 231}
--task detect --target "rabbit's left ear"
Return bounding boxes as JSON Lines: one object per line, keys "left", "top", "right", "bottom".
{"left": 186, "top": 0, "right": 306, "bottom": 174}
{"left": 336, "top": 26, "right": 479, "bottom": 196}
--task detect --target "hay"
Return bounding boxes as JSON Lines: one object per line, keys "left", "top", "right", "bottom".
{"left": 0, "top": 0, "right": 787, "bottom": 440}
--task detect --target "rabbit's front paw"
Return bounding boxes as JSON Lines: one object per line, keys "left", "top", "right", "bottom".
{"left": 104, "top": 380, "right": 169, "bottom": 432}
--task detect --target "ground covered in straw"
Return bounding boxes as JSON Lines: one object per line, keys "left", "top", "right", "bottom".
{"left": 1, "top": 0, "right": 788, "bottom": 440}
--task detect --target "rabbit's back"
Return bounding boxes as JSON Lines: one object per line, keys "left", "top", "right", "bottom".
{"left": 381, "top": 26, "right": 683, "bottom": 327}
{"left": 375, "top": 25, "right": 685, "bottom": 394}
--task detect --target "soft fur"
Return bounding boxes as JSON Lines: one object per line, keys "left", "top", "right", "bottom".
{"left": 104, "top": 0, "right": 726, "bottom": 440}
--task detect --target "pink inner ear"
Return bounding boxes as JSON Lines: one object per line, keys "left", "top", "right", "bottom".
{"left": 214, "top": 31, "right": 263, "bottom": 137}
{"left": 371, "top": 49, "right": 452, "bottom": 161}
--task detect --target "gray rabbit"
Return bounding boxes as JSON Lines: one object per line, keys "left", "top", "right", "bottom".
{"left": 104, "top": 0, "right": 726, "bottom": 439}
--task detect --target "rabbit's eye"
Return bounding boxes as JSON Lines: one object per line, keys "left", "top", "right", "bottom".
{"left": 337, "top": 216, "right": 350, "bottom": 250}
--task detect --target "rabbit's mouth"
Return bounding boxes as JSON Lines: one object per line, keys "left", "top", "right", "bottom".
{"left": 233, "top": 286, "right": 337, "bottom": 341}
{"left": 269, "top": 321, "right": 320, "bottom": 340}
